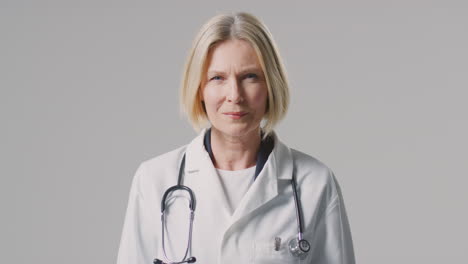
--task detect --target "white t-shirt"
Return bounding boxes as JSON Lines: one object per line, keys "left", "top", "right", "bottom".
{"left": 215, "top": 166, "right": 256, "bottom": 215}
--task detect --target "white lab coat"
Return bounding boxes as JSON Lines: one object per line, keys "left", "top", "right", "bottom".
{"left": 117, "top": 129, "right": 356, "bottom": 264}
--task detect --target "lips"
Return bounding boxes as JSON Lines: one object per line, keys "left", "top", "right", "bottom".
{"left": 223, "top": 111, "right": 248, "bottom": 119}
{"left": 223, "top": 112, "right": 247, "bottom": 116}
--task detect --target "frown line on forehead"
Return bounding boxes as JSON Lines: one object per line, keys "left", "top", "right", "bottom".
{"left": 207, "top": 65, "right": 263, "bottom": 75}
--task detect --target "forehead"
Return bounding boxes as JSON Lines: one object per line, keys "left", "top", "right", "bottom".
{"left": 205, "top": 39, "right": 262, "bottom": 71}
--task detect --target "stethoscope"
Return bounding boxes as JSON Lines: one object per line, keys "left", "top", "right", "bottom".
{"left": 153, "top": 129, "right": 310, "bottom": 264}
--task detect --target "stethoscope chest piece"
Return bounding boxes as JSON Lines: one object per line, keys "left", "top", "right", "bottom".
{"left": 288, "top": 238, "right": 310, "bottom": 259}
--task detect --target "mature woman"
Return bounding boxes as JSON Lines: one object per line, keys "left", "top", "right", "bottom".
{"left": 117, "top": 12, "right": 355, "bottom": 264}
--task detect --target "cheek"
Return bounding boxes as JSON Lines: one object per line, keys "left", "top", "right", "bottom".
{"left": 248, "top": 87, "right": 268, "bottom": 110}
{"left": 202, "top": 86, "right": 224, "bottom": 111}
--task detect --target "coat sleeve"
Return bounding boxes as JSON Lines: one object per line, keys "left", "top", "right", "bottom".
{"left": 116, "top": 162, "right": 157, "bottom": 264}
{"left": 309, "top": 170, "right": 356, "bottom": 264}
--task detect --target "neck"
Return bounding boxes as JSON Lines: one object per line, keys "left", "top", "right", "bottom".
{"left": 209, "top": 127, "right": 261, "bottom": 171}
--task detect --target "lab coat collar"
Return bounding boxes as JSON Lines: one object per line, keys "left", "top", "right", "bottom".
{"left": 184, "top": 128, "right": 293, "bottom": 225}
{"left": 202, "top": 127, "right": 275, "bottom": 180}
{"left": 184, "top": 128, "right": 293, "bottom": 181}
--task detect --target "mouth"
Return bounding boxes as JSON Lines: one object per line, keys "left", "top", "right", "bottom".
{"left": 223, "top": 111, "right": 248, "bottom": 119}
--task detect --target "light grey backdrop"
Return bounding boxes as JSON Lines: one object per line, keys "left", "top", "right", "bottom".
{"left": 1, "top": 0, "right": 467, "bottom": 263}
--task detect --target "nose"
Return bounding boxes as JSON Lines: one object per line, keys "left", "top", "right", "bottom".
{"left": 226, "top": 78, "right": 243, "bottom": 103}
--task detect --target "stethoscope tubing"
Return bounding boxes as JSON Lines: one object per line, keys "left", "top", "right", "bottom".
{"left": 160, "top": 186, "right": 196, "bottom": 264}
{"left": 157, "top": 132, "right": 310, "bottom": 262}
{"left": 291, "top": 169, "right": 305, "bottom": 239}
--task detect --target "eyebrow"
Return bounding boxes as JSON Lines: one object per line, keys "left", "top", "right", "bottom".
{"left": 207, "top": 66, "right": 263, "bottom": 76}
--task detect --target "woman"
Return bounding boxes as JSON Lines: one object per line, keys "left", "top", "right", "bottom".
{"left": 117, "top": 12, "right": 355, "bottom": 264}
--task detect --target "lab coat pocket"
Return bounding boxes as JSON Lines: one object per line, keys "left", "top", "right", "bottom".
{"left": 253, "top": 240, "right": 300, "bottom": 264}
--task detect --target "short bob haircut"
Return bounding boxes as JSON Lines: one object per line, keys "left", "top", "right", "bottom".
{"left": 179, "top": 12, "right": 290, "bottom": 138}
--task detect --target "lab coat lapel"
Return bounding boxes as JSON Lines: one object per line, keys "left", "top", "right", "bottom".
{"left": 229, "top": 132, "right": 294, "bottom": 226}
{"left": 183, "top": 129, "right": 294, "bottom": 229}
{"left": 183, "top": 129, "right": 232, "bottom": 219}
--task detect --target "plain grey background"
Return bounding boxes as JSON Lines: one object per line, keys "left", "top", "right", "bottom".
{"left": 1, "top": 0, "right": 467, "bottom": 263}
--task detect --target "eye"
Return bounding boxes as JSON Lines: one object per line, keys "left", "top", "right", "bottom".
{"left": 210, "top": 76, "right": 223, "bottom": 81}
{"left": 245, "top": 73, "right": 258, "bottom": 79}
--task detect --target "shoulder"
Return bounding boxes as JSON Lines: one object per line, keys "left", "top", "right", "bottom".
{"left": 129, "top": 130, "right": 206, "bottom": 196}
{"left": 141, "top": 144, "right": 187, "bottom": 173}
{"left": 290, "top": 148, "right": 331, "bottom": 177}
{"left": 129, "top": 144, "right": 187, "bottom": 197}
{"left": 290, "top": 147, "right": 343, "bottom": 206}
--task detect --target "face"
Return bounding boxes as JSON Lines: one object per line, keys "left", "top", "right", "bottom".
{"left": 201, "top": 39, "right": 268, "bottom": 138}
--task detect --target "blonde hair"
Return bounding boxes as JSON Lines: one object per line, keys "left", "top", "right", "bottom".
{"left": 179, "top": 12, "right": 290, "bottom": 138}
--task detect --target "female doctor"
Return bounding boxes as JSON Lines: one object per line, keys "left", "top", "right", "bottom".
{"left": 117, "top": 12, "right": 355, "bottom": 264}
